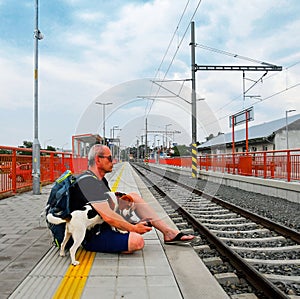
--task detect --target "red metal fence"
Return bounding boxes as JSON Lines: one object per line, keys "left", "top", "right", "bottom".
{"left": 149, "top": 149, "right": 300, "bottom": 182}
{"left": 0, "top": 146, "right": 87, "bottom": 199}
{"left": 2, "top": 145, "right": 299, "bottom": 199}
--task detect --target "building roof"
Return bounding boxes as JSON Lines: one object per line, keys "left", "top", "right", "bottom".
{"left": 198, "top": 113, "right": 300, "bottom": 149}
{"left": 72, "top": 133, "right": 102, "bottom": 144}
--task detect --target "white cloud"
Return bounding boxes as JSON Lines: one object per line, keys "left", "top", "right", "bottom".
{"left": 75, "top": 11, "right": 105, "bottom": 22}
{"left": 0, "top": 52, "right": 32, "bottom": 109}
{"left": 0, "top": 0, "right": 300, "bottom": 148}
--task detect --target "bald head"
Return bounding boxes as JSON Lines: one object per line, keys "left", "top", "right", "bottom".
{"left": 88, "top": 144, "right": 108, "bottom": 167}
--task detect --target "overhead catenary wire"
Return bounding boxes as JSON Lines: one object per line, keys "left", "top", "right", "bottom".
{"left": 153, "top": 0, "right": 191, "bottom": 81}
{"left": 191, "top": 45, "right": 300, "bottom": 128}
{"left": 145, "top": 0, "right": 203, "bottom": 117}
{"left": 196, "top": 44, "right": 300, "bottom": 117}
{"left": 195, "top": 43, "right": 275, "bottom": 66}
{"left": 144, "top": 0, "right": 190, "bottom": 117}
{"left": 214, "top": 60, "right": 300, "bottom": 115}
{"left": 258, "top": 59, "right": 300, "bottom": 82}
{"left": 204, "top": 81, "right": 300, "bottom": 129}
{"left": 144, "top": 2, "right": 300, "bottom": 141}
{"left": 160, "top": 0, "right": 203, "bottom": 80}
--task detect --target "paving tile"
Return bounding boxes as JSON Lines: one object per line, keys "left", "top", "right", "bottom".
{"left": 115, "top": 286, "right": 149, "bottom": 299}
{"left": 148, "top": 285, "right": 182, "bottom": 299}
{"left": 82, "top": 287, "right": 115, "bottom": 299}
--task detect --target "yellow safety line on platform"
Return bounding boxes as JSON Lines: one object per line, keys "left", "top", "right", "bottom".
{"left": 52, "top": 249, "right": 95, "bottom": 299}
{"left": 110, "top": 163, "right": 125, "bottom": 192}
{"left": 52, "top": 163, "right": 126, "bottom": 299}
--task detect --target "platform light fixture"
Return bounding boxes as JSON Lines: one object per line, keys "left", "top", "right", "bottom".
{"left": 95, "top": 102, "right": 113, "bottom": 144}
{"left": 165, "top": 124, "right": 172, "bottom": 149}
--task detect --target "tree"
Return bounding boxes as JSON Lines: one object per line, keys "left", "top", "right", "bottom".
{"left": 20, "top": 141, "right": 33, "bottom": 148}
{"left": 172, "top": 145, "right": 191, "bottom": 156}
{"left": 0, "top": 149, "right": 10, "bottom": 154}
{"left": 17, "top": 141, "right": 33, "bottom": 155}
{"left": 46, "top": 145, "right": 56, "bottom": 151}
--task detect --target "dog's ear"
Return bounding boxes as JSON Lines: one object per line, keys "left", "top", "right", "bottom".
{"left": 120, "top": 194, "right": 134, "bottom": 203}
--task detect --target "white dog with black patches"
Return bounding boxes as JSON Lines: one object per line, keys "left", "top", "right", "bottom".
{"left": 46, "top": 192, "right": 140, "bottom": 266}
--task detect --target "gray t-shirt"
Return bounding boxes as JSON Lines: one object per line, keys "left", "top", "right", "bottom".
{"left": 69, "top": 171, "right": 110, "bottom": 212}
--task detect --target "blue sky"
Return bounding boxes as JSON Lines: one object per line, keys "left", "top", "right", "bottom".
{"left": 1, "top": 0, "right": 300, "bottom": 150}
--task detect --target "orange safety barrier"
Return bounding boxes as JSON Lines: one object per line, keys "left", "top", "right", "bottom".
{"left": 0, "top": 146, "right": 88, "bottom": 199}
{"left": 159, "top": 157, "right": 192, "bottom": 167}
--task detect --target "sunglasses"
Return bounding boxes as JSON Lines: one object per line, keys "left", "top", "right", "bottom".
{"left": 98, "top": 155, "right": 113, "bottom": 162}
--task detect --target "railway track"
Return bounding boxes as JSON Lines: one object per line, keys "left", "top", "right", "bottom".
{"left": 132, "top": 162, "right": 300, "bottom": 299}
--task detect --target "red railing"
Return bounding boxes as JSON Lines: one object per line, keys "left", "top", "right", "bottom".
{"left": 148, "top": 149, "right": 300, "bottom": 182}
{"left": 198, "top": 149, "right": 300, "bottom": 182}
{"left": 0, "top": 146, "right": 88, "bottom": 198}
{"left": 2, "top": 145, "right": 299, "bottom": 198}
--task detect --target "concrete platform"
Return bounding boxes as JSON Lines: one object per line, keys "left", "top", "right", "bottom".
{"left": 1, "top": 162, "right": 229, "bottom": 299}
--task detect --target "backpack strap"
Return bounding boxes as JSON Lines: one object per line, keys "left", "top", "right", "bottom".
{"left": 56, "top": 169, "right": 72, "bottom": 183}
{"left": 76, "top": 170, "right": 98, "bottom": 183}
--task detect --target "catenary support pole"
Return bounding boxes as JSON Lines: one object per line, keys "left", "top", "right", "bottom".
{"left": 190, "top": 21, "right": 197, "bottom": 178}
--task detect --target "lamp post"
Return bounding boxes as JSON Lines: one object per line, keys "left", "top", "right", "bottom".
{"left": 111, "top": 126, "right": 120, "bottom": 158}
{"left": 136, "top": 137, "right": 140, "bottom": 161}
{"left": 153, "top": 134, "right": 158, "bottom": 149}
{"left": 95, "top": 102, "right": 112, "bottom": 144}
{"left": 32, "top": 0, "right": 43, "bottom": 195}
{"left": 286, "top": 109, "right": 296, "bottom": 149}
{"left": 116, "top": 135, "right": 121, "bottom": 162}
{"left": 111, "top": 125, "right": 120, "bottom": 140}
{"left": 165, "top": 124, "right": 172, "bottom": 150}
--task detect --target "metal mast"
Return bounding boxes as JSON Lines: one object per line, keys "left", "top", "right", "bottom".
{"left": 32, "top": 0, "right": 43, "bottom": 195}
{"left": 190, "top": 21, "right": 197, "bottom": 178}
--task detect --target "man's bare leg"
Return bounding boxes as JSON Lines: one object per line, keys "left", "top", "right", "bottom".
{"left": 128, "top": 192, "right": 194, "bottom": 242}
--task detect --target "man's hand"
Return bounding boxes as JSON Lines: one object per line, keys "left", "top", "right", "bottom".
{"left": 92, "top": 201, "right": 152, "bottom": 234}
{"left": 134, "top": 221, "right": 153, "bottom": 234}
{"left": 140, "top": 218, "right": 152, "bottom": 227}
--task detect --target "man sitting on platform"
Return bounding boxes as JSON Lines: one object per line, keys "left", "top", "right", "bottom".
{"left": 71, "top": 144, "right": 195, "bottom": 253}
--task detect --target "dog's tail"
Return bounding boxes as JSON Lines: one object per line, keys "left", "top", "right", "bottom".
{"left": 46, "top": 213, "right": 68, "bottom": 225}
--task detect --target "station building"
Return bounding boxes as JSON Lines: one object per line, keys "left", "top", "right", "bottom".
{"left": 198, "top": 114, "right": 300, "bottom": 154}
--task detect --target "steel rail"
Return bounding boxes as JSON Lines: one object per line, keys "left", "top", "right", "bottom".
{"left": 132, "top": 163, "right": 291, "bottom": 299}
{"left": 148, "top": 164, "right": 300, "bottom": 243}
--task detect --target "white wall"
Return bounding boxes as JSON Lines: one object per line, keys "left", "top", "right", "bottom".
{"left": 275, "top": 130, "right": 300, "bottom": 150}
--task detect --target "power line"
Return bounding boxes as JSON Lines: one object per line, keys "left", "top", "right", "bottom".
{"left": 195, "top": 43, "right": 275, "bottom": 65}
{"left": 145, "top": 0, "right": 191, "bottom": 117}
{"left": 153, "top": 0, "right": 191, "bottom": 81}
{"left": 162, "top": 0, "right": 203, "bottom": 80}
{"left": 258, "top": 82, "right": 300, "bottom": 102}
{"left": 286, "top": 60, "right": 300, "bottom": 69}
{"left": 146, "top": 0, "right": 203, "bottom": 117}
{"left": 205, "top": 81, "right": 300, "bottom": 129}
{"left": 260, "top": 59, "right": 300, "bottom": 81}
{"left": 214, "top": 60, "right": 300, "bottom": 115}
{"left": 145, "top": 3, "right": 300, "bottom": 140}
